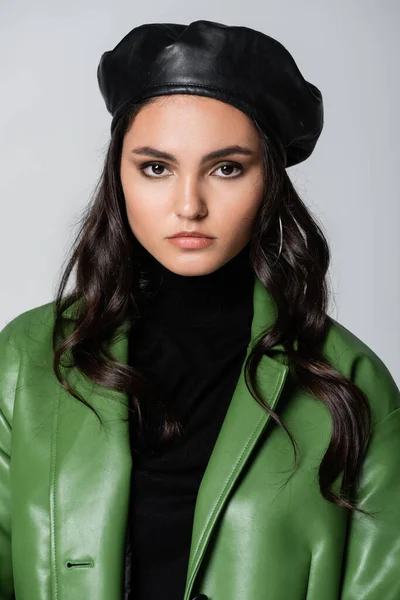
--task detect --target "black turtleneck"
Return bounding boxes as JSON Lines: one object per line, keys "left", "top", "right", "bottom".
{"left": 124, "top": 241, "right": 255, "bottom": 600}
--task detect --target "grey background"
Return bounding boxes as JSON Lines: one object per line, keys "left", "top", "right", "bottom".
{"left": 1, "top": 1, "right": 399, "bottom": 385}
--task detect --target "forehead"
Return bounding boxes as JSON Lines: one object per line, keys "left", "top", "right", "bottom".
{"left": 125, "top": 94, "right": 260, "bottom": 145}
{"left": 140, "top": 93, "right": 246, "bottom": 116}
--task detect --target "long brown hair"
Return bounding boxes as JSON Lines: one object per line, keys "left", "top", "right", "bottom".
{"left": 52, "top": 96, "right": 373, "bottom": 516}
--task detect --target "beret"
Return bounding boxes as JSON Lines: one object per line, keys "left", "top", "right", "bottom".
{"left": 97, "top": 20, "right": 324, "bottom": 168}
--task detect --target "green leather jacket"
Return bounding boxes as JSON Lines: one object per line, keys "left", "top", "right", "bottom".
{"left": 1, "top": 276, "right": 399, "bottom": 600}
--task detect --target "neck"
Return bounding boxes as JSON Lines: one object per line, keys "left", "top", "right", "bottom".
{"left": 135, "top": 242, "right": 255, "bottom": 328}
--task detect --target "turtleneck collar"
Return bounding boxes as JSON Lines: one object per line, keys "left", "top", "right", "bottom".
{"left": 134, "top": 241, "right": 255, "bottom": 329}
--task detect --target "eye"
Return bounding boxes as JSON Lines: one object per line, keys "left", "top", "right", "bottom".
{"left": 213, "top": 163, "right": 243, "bottom": 178}
{"left": 138, "top": 161, "right": 244, "bottom": 179}
{"left": 139, "top": 162, "right": 171, "bottom": 178}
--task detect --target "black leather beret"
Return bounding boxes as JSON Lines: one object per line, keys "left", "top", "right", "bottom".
{"left": 97, "top": 20, "right": 324, "bottom": 168}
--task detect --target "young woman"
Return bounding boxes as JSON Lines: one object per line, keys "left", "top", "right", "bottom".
{"left": 1, "top": 20, "right": 399, "bottom": 600}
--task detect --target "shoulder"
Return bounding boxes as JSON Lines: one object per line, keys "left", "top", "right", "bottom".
{"left": 0, "top": 300, "right": 57, "bottom": 360}
{"left": 0, "top": 300, "right": 59, "bottom": 400}
{"left": 322, "top": 315, "right": 400, "bottom": 425}
{"left": 0, "top": 301, "right": 58, "bottom": 427}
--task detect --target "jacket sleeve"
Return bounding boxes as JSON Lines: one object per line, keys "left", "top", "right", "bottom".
{"left": 340, "top": 351, "right": 400, "bottom": 599}
{"left": 0, "top": 321, "right": 19, "bottom": 600}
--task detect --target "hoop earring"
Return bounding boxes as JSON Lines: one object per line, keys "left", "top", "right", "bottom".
{"left": 277, "top": 215, "right": 283, "bottom": 259}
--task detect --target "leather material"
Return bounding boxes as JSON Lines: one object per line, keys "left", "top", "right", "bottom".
{"left": 1, "top": 275, "right": 400, "bottom": 599}
{"left": 96, "top": 20, "right": 324, "bottom": 168}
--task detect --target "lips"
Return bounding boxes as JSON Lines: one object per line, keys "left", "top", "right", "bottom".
{"left": 168, "top": 232, "right": 212, "bottom": 238}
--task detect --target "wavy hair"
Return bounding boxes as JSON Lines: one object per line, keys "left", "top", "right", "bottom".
{"left": 52, "top": 96, "right": 373, "bottom": 517}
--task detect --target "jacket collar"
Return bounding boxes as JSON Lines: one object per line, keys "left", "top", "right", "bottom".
{"left": 60, "top": 274, "right": 289, "bottom": 599}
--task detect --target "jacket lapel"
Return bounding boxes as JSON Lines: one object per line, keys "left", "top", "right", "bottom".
{"left": 57, "top": 275, "right": 289, "bottom": 599}
{"left": 182, "top": 276, "right": 289, "bottom": 600}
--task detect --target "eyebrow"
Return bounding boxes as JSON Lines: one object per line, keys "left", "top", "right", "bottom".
{"left": 130, "top": 144, "right": 255, "bottom": 164}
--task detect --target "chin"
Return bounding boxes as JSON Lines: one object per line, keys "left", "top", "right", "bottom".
{"left": 168, "top": 257, "right": 222, "bottom": 277}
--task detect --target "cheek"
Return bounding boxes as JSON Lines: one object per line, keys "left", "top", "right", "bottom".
{"left": 218, "top": 190, "right": 263, "bottom": 230}
{"left": 121, "top": 177, "right": 163, "bottom": 233}
{"left": 125, "top": 199, "right": 157, "bottom": 236}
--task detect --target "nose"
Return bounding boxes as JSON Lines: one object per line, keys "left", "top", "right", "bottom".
{"left": 174, "top": 177, "right": 208, "bottom": 220}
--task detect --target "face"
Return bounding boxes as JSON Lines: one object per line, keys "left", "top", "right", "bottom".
{"left": 120, "top": 94, "right": 265, "bottom": 276}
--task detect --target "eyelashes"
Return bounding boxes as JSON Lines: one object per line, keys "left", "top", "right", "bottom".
{"left": 138, "top": 161, "right": 244, "bottom": 179}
